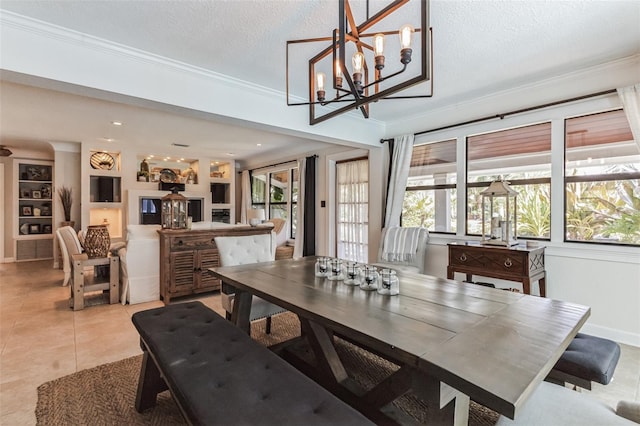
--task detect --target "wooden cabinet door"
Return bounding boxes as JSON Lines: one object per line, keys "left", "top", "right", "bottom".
{"left": 195, "top": 248, "right": 220, "bottom": 291}
{"left": 170, "top": 250, "right": 197, "bottom": 293}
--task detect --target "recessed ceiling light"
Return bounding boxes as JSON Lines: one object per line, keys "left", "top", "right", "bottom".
{"left": 149, "top": 155, "right": 154, "bottom": 158}
{"left": 256, "top": 143, "right": 262, "bottom": 147}
{"left": 226, "top": 153, "right": 235, "bottom": 156}
{"left": 99, "top": 137, "right": 114, "bottom": 142}
{"left": 111, "top": 121, "right": 123, "bottom": 126}
{"left": 180, "top": 158, "right": 185, "bottom": 161}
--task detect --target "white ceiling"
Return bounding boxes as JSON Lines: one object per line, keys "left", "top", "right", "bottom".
{"left": 1, "top": 0, "right": 639, "bottom": 160}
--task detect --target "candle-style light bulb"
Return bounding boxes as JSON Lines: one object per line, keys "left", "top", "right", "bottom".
{"left": 335, "top": 59, "right": 343, "bottom": 88}
{"left": 316, "top": 72, "right": 325, "bottom": 91}
{"left": 352, "top": 52, "right": 364, "bottom": 73}
{"left": 399, "top": 24, "right": 414, "bottom": 64}
{"left": 373, "top": 33, "right": 385, "bottom": 70}
{"left": 316, "top": 72, "right": 326, "bottom": 102}
{"left": 351, "top": 52, "right": 365, "bottom": 95}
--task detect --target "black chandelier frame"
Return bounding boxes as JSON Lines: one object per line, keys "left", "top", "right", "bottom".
{"left": 286, "top": 0, "right": 433, "bottom": 125}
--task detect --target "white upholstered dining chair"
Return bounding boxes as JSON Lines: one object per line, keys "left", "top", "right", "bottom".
{"left": 214, "top": 232, "right": 286, "bottom": 334}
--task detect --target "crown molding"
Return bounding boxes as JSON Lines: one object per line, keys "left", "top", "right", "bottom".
{"left": 0, "top": 10, "right": 283, "bottom": 99}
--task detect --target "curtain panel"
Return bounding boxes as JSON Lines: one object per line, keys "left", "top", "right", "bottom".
{"left": 384, "top": 134, "right": 414, "bottom": 228}
{"left": 240, "top": 170, "right": 251, "bottom": 224}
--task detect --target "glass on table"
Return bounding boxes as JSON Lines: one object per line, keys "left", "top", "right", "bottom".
{"left": 327, "top": 258, "right": 346, "bottom": 281}
{"left": 359, "top": 265, "right": 379, "bottom": 291}
{"left": 315, "top": 257, "right": 330, "bottom": 277}
{"left": 344, "top": 261, "right": 361, "bottom": 286}
{"left": 377, "top": 268, "right": 399, "bottom": 295}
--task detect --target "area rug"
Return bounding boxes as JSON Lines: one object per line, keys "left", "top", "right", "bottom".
{"left": 36, "top": 313, "right": 498, "bottom": 425}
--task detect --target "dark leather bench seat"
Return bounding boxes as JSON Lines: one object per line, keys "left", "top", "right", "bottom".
{"left": 132, "top": 301, "right": 373, "bottom": 425}
{"left": 547, "top": 332, "right": 621, "bottom": 390}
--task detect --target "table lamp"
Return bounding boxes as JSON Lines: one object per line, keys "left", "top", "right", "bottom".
{"left": 247, "top": 208, "right": 265, "bottom": 227}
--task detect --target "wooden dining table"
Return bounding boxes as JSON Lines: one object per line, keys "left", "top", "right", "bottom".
{"left": 210, "top": 256, "right": 590, "bottom": 425}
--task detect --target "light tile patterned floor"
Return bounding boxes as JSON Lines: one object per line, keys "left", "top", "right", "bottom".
{"left": 1, "top": 260, "right": 638, "bottom": 424}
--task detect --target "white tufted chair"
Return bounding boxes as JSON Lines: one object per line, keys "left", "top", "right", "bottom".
{"left": 372, "top": 226, "right": 429, "bottom": 274}
{"left": 214, "top": 233, "right": 286, "bottom": 334}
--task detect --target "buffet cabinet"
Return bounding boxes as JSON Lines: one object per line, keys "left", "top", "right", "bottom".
{"left": 158, "top": 225, "right": 274, "bottom": 304}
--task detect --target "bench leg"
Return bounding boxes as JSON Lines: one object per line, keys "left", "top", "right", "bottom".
{"left": 135, "top": 351, "right": 168, "bottom": 412}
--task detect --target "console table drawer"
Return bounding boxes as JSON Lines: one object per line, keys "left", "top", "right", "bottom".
{"left": 169, "top": 236, "right": 216, "bottom": 250}
{"left": 449, "top": 248, "right": 526, "bottom": 275}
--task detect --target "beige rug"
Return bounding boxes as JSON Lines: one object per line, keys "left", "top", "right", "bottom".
{"left": 36, "top": 312, "right": 498, "bottom": 425}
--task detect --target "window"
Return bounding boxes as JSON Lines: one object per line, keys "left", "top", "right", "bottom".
{"left": 251, "top": 165, "right": 299, "bottom": 238}
{"left": 467, "top": 123, "right": 552, "bottom": 239}
{"left": 403, "top": 139, "right": 457, "bottom": 233}
{"left": 565, "top": 109, "right": 640, "bottom": 245}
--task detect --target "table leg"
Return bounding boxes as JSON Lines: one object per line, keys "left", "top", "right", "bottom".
{"left": 109, "top": 257, "right": 119, "bottom": 305}
{"left": 522, "top": 278, "right": 531, "bottom": 295}
{"left": 231, "top": 289, "right": 252, "bottom": 335}
{"left": 300, "top": 318, "right": 348, "bottom": 385}
{"left": 72, "top": 258, "right": 84, "bottom": 311}
{"left": 447, "top": 267, "right": 454, "bottom": 280}
{"left": 413, "top": 372, "right": 470, "bottom": 426}
{"left": 539, "top": 274, "right": 546, "bottom": 297}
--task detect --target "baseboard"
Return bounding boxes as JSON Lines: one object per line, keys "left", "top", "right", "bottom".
{"left": 2, "top": 257, "right": 15, "bottom": 263}
{"left": 581, "top": 323, "right": 640, "bottom": 347}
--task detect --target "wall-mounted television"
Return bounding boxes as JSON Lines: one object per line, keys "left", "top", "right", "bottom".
{"left": 90, "top": 176, "right": 121, "bottom": 202}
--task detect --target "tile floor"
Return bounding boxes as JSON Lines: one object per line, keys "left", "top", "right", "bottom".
{"left": 1, "top": 260, "right": 639, "bottom": 424}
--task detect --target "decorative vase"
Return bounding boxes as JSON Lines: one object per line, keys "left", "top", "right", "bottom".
{"left": 84, "top": 225, "right": 110, "bottom": 258}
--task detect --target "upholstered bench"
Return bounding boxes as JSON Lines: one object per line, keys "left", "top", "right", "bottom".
{"left": 547, "top": 332, "right": 621, "bottom": 390}
{"left": 132, "top": 301, "right": 373, "bottom": 425}
{"left": 495, "top": 381, "right": 638, "bottom": 425}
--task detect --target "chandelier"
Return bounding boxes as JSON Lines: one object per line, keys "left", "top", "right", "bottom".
{"left": 286, "top": 0, "right": 432, "bottom": 125}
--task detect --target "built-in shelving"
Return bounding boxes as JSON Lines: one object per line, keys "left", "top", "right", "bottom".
{"left": 15, "top": 160, "right": 54, "bottom": 261}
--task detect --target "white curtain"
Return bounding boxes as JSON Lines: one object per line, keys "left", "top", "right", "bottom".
{"left": 617, "top": 83, "right": 640, "bottom": 151}
{"left": 336, "top": 159, "right": 369, "bottom": 262}
{"left": 384, "top": 134, "right": 414, "bottom": 228}
{"left": 293, "top": 157, "right": 306, "bottom": 259}
{"left": 240, "top": 170, "right": 251, "bottom": 224}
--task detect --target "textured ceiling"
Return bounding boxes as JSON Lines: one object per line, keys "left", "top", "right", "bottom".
{"left": 0, "top": 0, "right": 639, "bottom": 159}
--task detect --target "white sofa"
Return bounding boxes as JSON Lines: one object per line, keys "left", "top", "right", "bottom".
{"left": 117, "top": 224, "right": 161, "bottom": 305}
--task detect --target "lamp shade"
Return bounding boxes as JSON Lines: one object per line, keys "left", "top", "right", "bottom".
{"left": 247, "top": 208, "right": 265, "bottom": 226}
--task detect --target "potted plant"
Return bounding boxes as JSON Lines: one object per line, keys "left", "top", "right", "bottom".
{"left": 58, "top": 186, "right": 74, "bottom": 227}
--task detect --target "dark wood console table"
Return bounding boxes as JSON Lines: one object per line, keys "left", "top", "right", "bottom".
{"left": 447, "top": 242, "right": 546, "bottom": 296}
